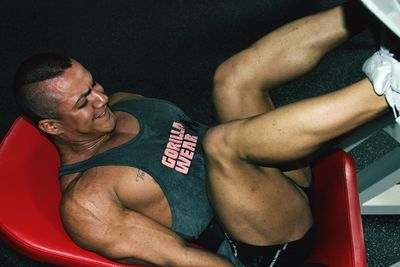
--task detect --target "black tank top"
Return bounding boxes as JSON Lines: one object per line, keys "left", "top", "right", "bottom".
{"left": 59, "top": 99, "right": 213, "bottom": 240}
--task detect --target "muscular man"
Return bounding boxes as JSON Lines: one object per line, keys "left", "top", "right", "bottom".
{"left": 12, "top": 2, "right": 396, "bottom": 267}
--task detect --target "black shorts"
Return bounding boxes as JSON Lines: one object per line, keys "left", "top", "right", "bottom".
{"left": 225, "top": 226, "right": 315, "bottom": 267}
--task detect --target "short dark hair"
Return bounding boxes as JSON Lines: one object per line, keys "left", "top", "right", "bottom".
{"left": 13, "top": 53, "right": 72, "bottom": 124}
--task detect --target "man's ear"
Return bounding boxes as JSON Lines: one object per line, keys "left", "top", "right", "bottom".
{"left": 38, "top": 119, "right": 63, "bottom": 136}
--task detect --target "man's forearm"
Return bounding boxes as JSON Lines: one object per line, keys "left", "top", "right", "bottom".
{"left": 167, "top": 245, "right": 234, "bottom": 267}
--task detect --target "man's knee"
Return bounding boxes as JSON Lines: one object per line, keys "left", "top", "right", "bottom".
{"left": 203, "top": 124, "right": 240, "bottom": 164}
{"left": 213, "top": 48, "right": 259, "bottom": 100}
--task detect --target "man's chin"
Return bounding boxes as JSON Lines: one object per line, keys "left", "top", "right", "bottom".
{"left": 96, "top": 108, "right": 116, "bottom": 131}
{"left": 104, "top": 112, "right": 117, "bottom": 133}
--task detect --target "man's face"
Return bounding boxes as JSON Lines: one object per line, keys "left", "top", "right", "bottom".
{"left": 45, "top": 60, "right": 117, "bottom": 141}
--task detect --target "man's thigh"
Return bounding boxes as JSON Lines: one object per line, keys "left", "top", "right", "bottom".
{"left": 203, "top": 124, "right": 313, "bottom": 247}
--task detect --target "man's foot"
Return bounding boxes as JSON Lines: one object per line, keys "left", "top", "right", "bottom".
{"left": 360, "top": 0, "right": 400, "bottom": 37}
{"left": 362, "top": 47, "right": 400, "bottom": 123}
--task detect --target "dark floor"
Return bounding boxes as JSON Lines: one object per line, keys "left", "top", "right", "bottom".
{"left": 0, "top": 0, "right": 399, "bottom": 266}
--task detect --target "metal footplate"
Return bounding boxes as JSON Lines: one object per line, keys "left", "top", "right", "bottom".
{"left": 337, "top": 112, "right": 400, "bottom": 215}
{"left": 361, "top": 0, "right": 400, "bottom": 38}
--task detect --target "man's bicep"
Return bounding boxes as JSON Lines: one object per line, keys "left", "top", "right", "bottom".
{"left": 105, "top": 211, "right": 187, "bottom": 265}
{"left": 63, "top": 203, "right": 232, "bottom": 266}
{"left": 68, "top": 206, "right": 184, "bottom": 265}
{"left": 102, "top": 211, "right": 234, "bottom": 266}
{"left": 105, "top": 215, "right": 235, "bottom": 267}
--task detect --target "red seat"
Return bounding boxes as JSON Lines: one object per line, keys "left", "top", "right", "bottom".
{"left": 306, "top": 149, "right": 367, "bottom": 267}
{"left": 0, "top": 116, "right": 367, "bottom": 267}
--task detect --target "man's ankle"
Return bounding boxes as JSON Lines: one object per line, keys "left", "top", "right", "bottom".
{"left": 381, "top": 28, "right": 400, "bottom": 60}
{"left": 342, "top": 0, "right": 378, "bottom": 36}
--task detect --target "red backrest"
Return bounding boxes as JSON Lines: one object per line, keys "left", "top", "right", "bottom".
{"left": 0, "top": 116, "right": 367, "bottom": 267}
{"left": 0, "top": 116, "right": 132, "bottom": 267}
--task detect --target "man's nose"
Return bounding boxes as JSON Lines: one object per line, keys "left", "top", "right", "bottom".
{"left": 91, "top": 91, "right": 108, "bottom": 108}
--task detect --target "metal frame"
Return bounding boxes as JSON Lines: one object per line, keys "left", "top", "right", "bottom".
{"left": 337, "top": 113, "right": 400, "bottom": 215}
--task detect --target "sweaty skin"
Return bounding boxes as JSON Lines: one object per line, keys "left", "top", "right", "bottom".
{"left": 35, "top": 5, "right": 389, "bottom": 266}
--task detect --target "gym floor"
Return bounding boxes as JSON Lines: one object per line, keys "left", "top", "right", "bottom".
{"left": 0, "top": 0, "right": 399, "bottom": 266}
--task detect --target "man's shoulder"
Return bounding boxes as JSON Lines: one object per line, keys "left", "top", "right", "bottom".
{"left": 60, "top": 165, "right": 141, "bottom": 209}
{"left": 109, "top": 92, "right": 145, "bottom": 106}
{"left": 59, "top": 169, "right": 125, "bottom": 251}
{"left": 59, "top": 168, "right": 124, "bottom": 223}
{"left": 60, "top": 167, "right": 120, "bottom": 214}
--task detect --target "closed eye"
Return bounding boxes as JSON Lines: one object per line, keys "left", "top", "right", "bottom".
{"left": 75, "top": 79, "right": 97, "bottom": 109}
{"left": 76, "top": 88, "right": 92, "bottom": 109}
{"left": 78, "top": 99, "right": 88, "bottom": 109}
